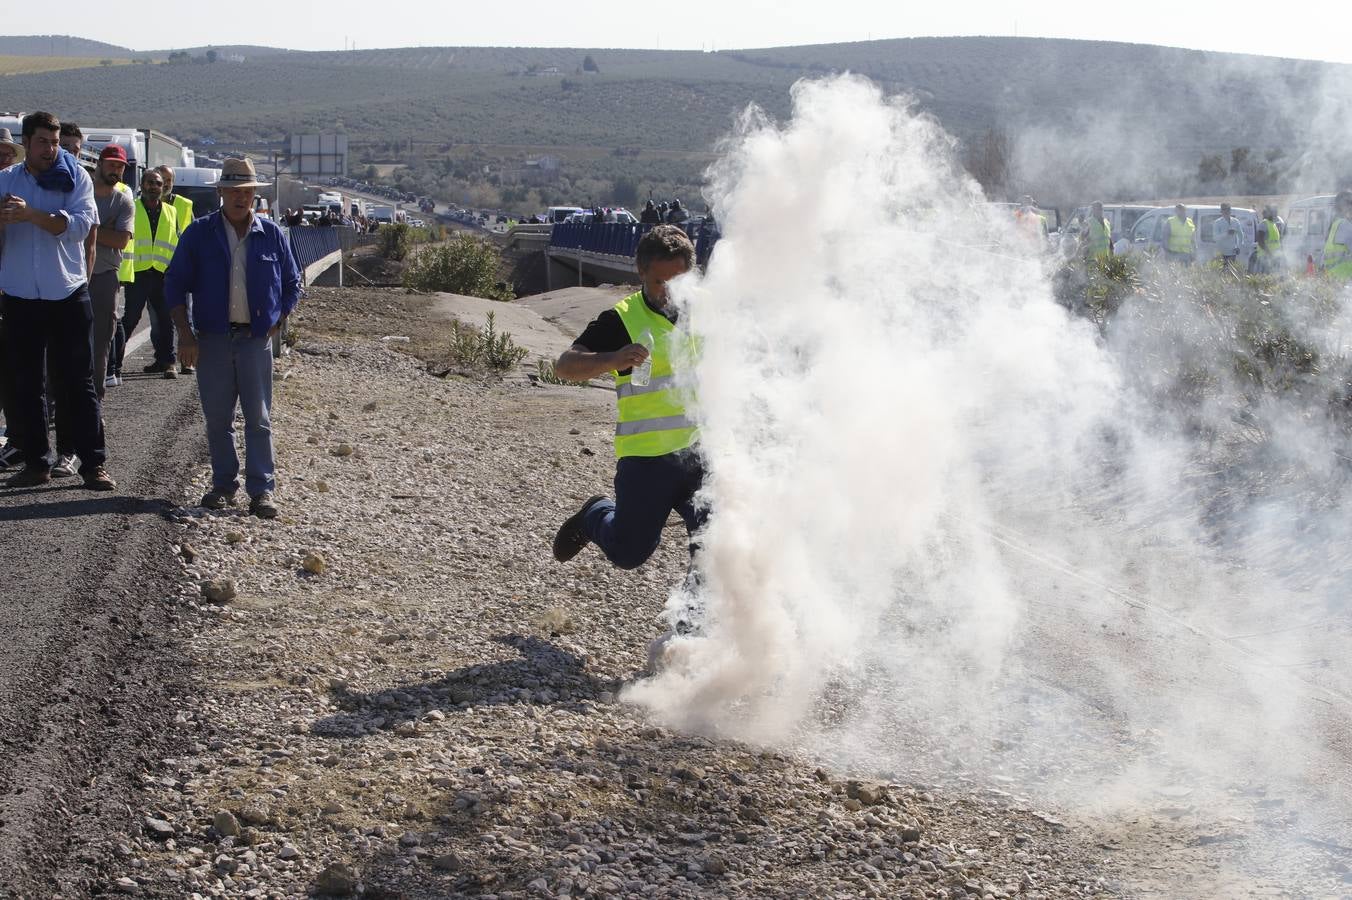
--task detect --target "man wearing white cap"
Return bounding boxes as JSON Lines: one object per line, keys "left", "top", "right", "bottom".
{"left": 165, "top": 158, "right": 300, "bottom": 518}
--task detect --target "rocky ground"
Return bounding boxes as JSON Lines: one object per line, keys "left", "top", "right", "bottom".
{"left": 69, "top": 285, "right": 1132, "bottom": 899}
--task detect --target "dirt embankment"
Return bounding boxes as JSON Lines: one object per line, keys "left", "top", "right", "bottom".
{"left": 72, "top": 284, "right": 1126, "bottom": 899}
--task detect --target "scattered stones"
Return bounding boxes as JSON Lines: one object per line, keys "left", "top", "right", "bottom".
{"left": 212, "top": 810, "right": 241, "bottom": 837}
{"left": 178, "top": 543, "right": 197, "bottom": 562}
{"left": 847, "top": 780, "right": 888, "bottom": 806}
{"left": 331, "top": 443, "right": 355, "bottom": 457}
{"left": 431, "top": 852, "right": 464, "bottom": 872}
{"left": 315, "top": 861, "right": 358, "bottom": 896}
{"left": 225, "top": 530, "right": 246, "bottom": 544}
{"left": 141, "top": 817, "right": 174, "bottom": 840}
{"left": 199, "top": 578, "right": 237, "bottom": 603}
{"left": 302, "top": 551, "right": 327, "bottom": 575}
{"left": 316, "top": 480, "right": 331, "bottom": 492}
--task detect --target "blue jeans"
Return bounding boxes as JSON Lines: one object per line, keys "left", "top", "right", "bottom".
{"left": 583, "top": 449, "right": 706, "bottom": 570}
{"left": 196, "top": 329, "right": 274, "bottom": 497}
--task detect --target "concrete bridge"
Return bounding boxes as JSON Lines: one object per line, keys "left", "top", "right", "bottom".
{"left": 541, "top": 221, "right": 718, "bottom": 289}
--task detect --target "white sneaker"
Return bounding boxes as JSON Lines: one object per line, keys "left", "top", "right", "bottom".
{"left": 0, "top": 444, "right": 22, "bottom": 469}
{"left": 52, "top": 454, "right": 78, "bottom": 478}
{"left": 104, "top": 374, "right": 119, "bottom": 388}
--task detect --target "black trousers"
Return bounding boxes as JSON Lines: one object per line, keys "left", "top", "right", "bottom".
{"left": 1, "top": 289, "right": 106, "bottom": 474}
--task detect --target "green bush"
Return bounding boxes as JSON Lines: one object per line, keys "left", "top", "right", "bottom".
{"left": 403, "top": 234, "right": 514, "bottom": 300}
{"left": 379, "top": 222, "right": 412, "bottom": 261}
{"left": 442, "top": 312, "right": 528, "bottom": 373}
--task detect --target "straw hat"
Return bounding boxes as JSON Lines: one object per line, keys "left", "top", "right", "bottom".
{"left": 0, "top": 127, "right": 24, "bottom": 164}
{"left": 218, "top": 156, "right": 268, "bottom": 188}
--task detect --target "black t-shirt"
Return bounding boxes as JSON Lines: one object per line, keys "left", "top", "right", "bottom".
{"left": 574, "top": 292, "right": 677, "bottom": 375}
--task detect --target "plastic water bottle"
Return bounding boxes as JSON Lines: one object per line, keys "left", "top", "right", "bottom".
{"left": 631, "top": 329, "right": 655, "bottom": 387}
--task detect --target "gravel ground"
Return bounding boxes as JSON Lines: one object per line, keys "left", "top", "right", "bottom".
{"left": 76, "top": 286, "right": 1128, "bottom": 899}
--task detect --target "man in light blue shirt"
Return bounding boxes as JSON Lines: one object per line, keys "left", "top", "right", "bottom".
{"left": 0, "top": 111, "right": 115, "bottom": 490}
{"left": 1212, "top": 202, "right": 1242, "bottom": 269}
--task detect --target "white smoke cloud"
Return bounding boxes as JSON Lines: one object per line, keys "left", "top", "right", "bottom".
{"left": 622, "top": 73, "right": 1352, "bottom": 853}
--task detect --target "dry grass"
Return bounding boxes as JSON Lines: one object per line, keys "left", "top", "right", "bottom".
{"left": 0, "top": 55, "right": 139, "bottom": 75}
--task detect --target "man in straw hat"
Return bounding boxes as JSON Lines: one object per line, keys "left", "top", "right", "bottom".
{"left": 165, "top": 157, "right": 299, "bottom": 518}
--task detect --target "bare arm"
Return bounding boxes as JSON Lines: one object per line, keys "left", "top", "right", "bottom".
{"left": 554, "top": 342, "right": 647, "bottom": 382}
{"left": 96, "top": 226, "right": 131, "bottom": 250}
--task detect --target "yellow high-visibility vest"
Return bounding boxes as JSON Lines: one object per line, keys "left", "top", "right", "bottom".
{"left": 1087, "top": 217, "right": 1112, "bottom": 260}
{"left": 168, "top": 194, "right": 194, "bottom": 236}
{"left": 611, "top": 291, "right": 696, "bottom": 458}
{"left": 1265, "top": 219, "right": 1281, "bottom": 254}
{"left": 115, "top": 182, "right": 136, "bottom": 283}
{"left": 1165, "top": 216, "right": 1195, "bottom": 254}
{"left": 1324, "top": 218, "right": 1352, "bottom": 281}
{"left": 132, "top": 200, "right": 178, "bottom": 273}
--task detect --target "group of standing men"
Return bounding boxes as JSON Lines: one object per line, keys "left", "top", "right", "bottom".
{"left": 0, "top": 111, "right": 301, "bottom": 518}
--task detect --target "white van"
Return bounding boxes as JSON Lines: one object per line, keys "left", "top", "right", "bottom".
{"left": 170, "top": 167, "right": 222, "bottom": 219}
{"left": 1061, "top": 204, "right": 1157, "bottom": 255}
{"left": 547, "top": 205, "right": 585, "bottom": 224}
{"left": 1282, "top": 195, "right": 1336, "bottom": 271}
{"left": 1125, "top": 205, "right": 1258, "bottom": 267}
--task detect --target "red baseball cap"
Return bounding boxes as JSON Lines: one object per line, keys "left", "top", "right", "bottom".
{"left": 99, "top": 144, "right": 128, "bottom": 163}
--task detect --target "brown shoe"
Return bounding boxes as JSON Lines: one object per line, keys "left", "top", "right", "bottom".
{"left": 82, "top": 466, "right": 117, "bottom": 491}
{"left": 4, "top": 465, "right": 51, "bottom": 488}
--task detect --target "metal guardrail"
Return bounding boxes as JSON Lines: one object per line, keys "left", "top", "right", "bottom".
{"left": 549, "top": 222, "right": 719, "bottom": 267}
{"left": 285, "top": 225, "right": 343, "bottom": 270}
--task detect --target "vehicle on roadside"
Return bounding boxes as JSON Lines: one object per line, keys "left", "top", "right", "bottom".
{"left": 1282, "top": 195, "right": 1336, "bottom": 271}
{"left": 170, "top": 167, "right": 223, "bottom": 218}
{"left": 1124, "top": 204, "right": 1258, "bottom": 267}
{"left": 547, "top": 206, "right": 586, "bottom": 224}
{"left": 1060, "top": 204, "right": 1155, "bottom": 253}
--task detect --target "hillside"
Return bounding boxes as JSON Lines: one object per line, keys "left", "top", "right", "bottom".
{"left": 1, "top": 35, "right": 1347, "bottom": 207}
{"left": 0, "top": 34, "right": 129, "bottom": 57}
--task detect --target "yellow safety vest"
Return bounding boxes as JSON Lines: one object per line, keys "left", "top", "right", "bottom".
{"left": 168, "top": 194, "right": 194, "bottom": 236}
{"left": 133, "top": 200, "right": 179, "bottom": 273}
{"left": 1324, "top": 217, "right": 1352, "bottom": 281}
{"left": 1165, "top": 216, "right": 1195, "bottom": 254}
{"left": 612, "top": 291, "right": 696, "bottom": 459}
{"left": 115, "top": 182, "right": 136, "bottom": 283}
{"left": 1087, "top": 217, "right": 1112, "bottom": 260}
{"left": 1264, "top": 219, "right": 1281, "bottom": 254}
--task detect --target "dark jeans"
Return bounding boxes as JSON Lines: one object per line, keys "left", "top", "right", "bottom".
{"left": 0, "top": 313, "right": 18, "bottom": 449}
{"left": 124, "top": 269, "right": 175, "bottom": 366}
{"left": 109, "top": 316, "right": 126, "bottom": 376}
{"left": 1, "top": 289, "right": 106, "bottom": 474}
{"left": 583, "top": 449, "right": 706, "bottom": 570}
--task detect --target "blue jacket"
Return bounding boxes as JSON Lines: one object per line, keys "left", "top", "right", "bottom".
{"left": 164, "top": 211, "right": 300, "bottom": 338}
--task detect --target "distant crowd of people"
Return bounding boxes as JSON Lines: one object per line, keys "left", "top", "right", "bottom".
{"left": 640, "top": 198, "right": 692, "bottom": 224}
{"left": 281, "top": 207, "right": 381, "bottom": 233}
{"left": 0, "top": 111, "right": 301, "bottom": 517}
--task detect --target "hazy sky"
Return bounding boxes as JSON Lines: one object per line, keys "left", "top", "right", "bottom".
{"left": 9, "top": 0, "right": 1351, "bottom": 65}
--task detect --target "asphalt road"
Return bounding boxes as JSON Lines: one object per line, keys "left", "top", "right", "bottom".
{"left": 0, "top": 328, "right": 205, "bottom": 896}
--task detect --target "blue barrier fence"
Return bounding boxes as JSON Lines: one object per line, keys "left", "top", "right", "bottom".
{"left": 284, "top": 225, "right": 343, "bottom": 272}
{"left": 549, "top": 222, "right": 719, "bottom": 267}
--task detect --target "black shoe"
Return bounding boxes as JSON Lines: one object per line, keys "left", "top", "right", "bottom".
{"left": 201, "top": 487, "right": 237, "bottom": 510}
{"left": 0, "top": 444, "right": 22, "bottom": 469}
{"left": 5, "top": 465, "right": 51, "bottom": 488}
{"left": 249, "top": 491, "right": 279, "bottom": 519}
{"left": 179, "top": 364, "right": 195, "bottom": 375}
{"left": 142, "top": 361, "right": 169, "bottom": 374}
{"left": 552, "top": 495, "right": 606, "bottom": 562}
{"left": 82, "top": 466, "right": 117, "bottom": 491}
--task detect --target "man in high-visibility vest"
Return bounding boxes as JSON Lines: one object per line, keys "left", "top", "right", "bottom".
{"left": 126, "top": 168, "right": 179, "bottom": 377}
{"left": 551, "top": 226, "right": 705, "bottom": 636}
{"left": 1324, "top": 190, "right": 1352, "bottom": 282}
{"left": 1083, "top": 201, "right": 1112, "bottom": 262}
{"left": 1163, "top": 204, "right": 1196, "bottom": 265}
{"left": 1260, "top": 206, "right": 1283, "bottom": 271}
{"left": 157, "top": 166, "right": 196, "bottom": 374}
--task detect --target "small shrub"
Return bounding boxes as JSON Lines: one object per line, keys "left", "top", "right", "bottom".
{"left": 379, "top": 222, "right": 412, "bottom": 261}
{"left": 403, "top": 234, "right": 514, "bottom": 300}
{"left": 535, "top": 359, "right": 590, "bottom": 386}
{"left": 441, "top": 312, "right": 528, "bottom": 373}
